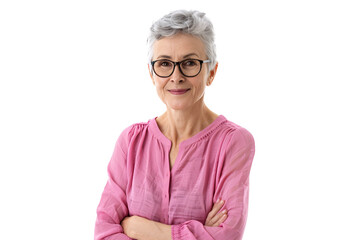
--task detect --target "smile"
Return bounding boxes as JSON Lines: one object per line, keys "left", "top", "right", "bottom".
{"left": 168, "top": 89, "right": 191, "bottom": 95}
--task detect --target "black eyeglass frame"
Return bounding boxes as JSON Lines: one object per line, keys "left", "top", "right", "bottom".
{"left": 151, "top": 59, "right": 210, "bottom": 78}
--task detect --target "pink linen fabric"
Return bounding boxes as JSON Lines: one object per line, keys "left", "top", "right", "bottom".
{"left": 95, "top": 115, "right": 255, "bottom": 240}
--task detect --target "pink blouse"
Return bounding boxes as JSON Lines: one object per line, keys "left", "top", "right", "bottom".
{"left": 95, "top": 115, "right": 255, "bottom": 240}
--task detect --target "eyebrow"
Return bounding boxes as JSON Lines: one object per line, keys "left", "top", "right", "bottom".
{"left": 156, "top": 55, "right": 172, "bottom": 60}
{"left": 155, "top": 53, "right": 200, "bottom": 60}
{"left": 183, "top": 53, "right": 200, "bottom": 59}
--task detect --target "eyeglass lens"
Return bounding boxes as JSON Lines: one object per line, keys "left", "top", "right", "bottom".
{"left": 153, "top": 59, "right": 202, "bottom": 77}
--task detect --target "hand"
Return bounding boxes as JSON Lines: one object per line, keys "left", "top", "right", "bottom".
{"left": 121, "top": 215, "right": 152, "bottom": 238}
{"left": 205, "top": 199, "right": 228, "bottom": 227}
{"left": 121, "top": 216, "right": 140, "bottom": 238}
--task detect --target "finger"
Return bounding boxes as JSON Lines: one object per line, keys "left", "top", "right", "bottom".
{"left": 213, "top": 211, "right": 228, "bottom": 226}
{"left": 206, "top": 199, "right": 225, "bottom": 221}
{"left": 206, "top": 199, "right": 224, "bottom": 223}
{"left": 206, "top": 209, "right": 227, "bottom": 227}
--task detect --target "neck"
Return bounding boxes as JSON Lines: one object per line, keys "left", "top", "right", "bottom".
{"left": 157, "top": 99, "right": 218, "bottom": 146}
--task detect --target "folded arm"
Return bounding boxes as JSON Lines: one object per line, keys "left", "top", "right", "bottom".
{"left": 121, "top": 199, "right": 227, "bottom": 240}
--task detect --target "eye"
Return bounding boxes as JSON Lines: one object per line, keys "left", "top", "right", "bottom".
{"left": 182, "top": 59, "right": 198, "bottom": 67}
{"left": 157, "top": 60, "right": 173, "bottom": 68}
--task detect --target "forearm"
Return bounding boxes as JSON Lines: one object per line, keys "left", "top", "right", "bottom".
{"left": 137, "top": 219, "right": 172, "bottom": 240}
{"left": 122, "top": 216, "right": 172, "bottom": 240}
{"left": 122, "top": 199, "right": 228, "bottom": 240}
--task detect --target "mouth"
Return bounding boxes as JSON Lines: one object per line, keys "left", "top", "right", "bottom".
{"left": 168, "top": 88, "right": 191, "bottom": 95}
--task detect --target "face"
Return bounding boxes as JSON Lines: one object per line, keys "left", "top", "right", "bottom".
{"left": 149, "top": 33, "right": 217, "bottom": 111}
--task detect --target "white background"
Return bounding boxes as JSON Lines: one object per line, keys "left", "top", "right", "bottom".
{"left": 0, "top": 0, "right": 359, "bottom": 239}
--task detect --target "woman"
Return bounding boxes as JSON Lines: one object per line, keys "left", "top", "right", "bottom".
{"left": 95, "top": 10, "right": 255, "bottom": 240}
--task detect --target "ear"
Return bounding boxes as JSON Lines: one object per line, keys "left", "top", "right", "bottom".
{"left": 206, "top": 62, "right": 218, "bottom": 86}
{"left": 148, "top": 64, "right": 155, "bottom": 85}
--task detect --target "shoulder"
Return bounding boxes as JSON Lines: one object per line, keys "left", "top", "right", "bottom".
{"left": 115, "top": 119, "right": 152, "bottom": 151}
{"left": 213, "top": 118, "right": 256, "bottom": 171}
{"left": 217, "top": 118, "right": 255, "bottom": 154}
{"left": 120, "top": 121, "right": 150, "bottom": 139}
{"left": 226, "top": 121, "right": 254, "bottom": 146}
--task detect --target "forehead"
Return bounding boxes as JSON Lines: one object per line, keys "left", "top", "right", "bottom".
{"left": 153, "top": 33, "right": 206, "bottom": 60}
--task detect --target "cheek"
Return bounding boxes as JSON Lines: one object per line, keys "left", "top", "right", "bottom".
{"left": 154, "top": 80, "right": 167, "bottom": 97}
{"left": 155, "top": 84, "right": 163, "bottom": 95}
{"left": 192, "top": 79, "right": 206, "bottom": 94}
{"left": 153, "top": 78, "right": 163, "bottom": 89}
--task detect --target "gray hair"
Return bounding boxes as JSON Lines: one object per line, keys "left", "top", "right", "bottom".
{"left": 147, "top": 10, "right": 217, "bottom": 72}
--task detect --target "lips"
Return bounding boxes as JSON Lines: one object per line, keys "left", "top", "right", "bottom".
{"left": 168, "top": 88, "right": 190, "bottom": 95}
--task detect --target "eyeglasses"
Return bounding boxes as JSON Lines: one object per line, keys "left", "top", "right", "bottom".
{"left": 151, "top": 59, "right": 210, "bottom": 78}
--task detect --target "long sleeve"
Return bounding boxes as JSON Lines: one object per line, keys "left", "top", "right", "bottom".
{"left": 171, "top": 128, "right": 255, "bottom": 240}
{"left": 95, "top": 128, "right": 133, "bottom": 240}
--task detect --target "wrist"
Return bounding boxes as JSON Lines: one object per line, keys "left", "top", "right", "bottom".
{"left": 137, "top": 219, "right": 171, "bottom": 240}
{"left": 153, "top": 221, "right": 172, "bottom": 240}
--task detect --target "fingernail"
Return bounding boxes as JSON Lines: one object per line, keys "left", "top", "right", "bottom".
{"left": 220, "top": 200, "right": 224, "bottom": 204}
{"left": 216, "top": 199, "right": 220, "bottom": 203}
{"left": 222, "top": 209, "right": 227, "bottom": 214}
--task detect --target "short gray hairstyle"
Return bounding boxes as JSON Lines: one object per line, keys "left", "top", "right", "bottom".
{"left": 147, "top": 10, "right": 217, "bottom": 72}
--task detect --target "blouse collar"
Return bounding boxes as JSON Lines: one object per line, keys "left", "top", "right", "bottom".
{"left": 149, "top": 115, "right": 227, "bottom": 148}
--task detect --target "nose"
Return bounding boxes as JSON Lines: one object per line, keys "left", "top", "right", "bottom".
{"left": 170, "top": 63, "right": 185, "bottom": 83}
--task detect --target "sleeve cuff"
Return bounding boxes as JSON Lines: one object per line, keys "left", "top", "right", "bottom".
{"left": 171, "top": 223, "right": 195, "bottom": 240}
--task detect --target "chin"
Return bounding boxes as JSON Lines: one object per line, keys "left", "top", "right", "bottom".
{"left": 167, "top": 105, "right": 188, "bottom": 111}
{"left": 166, "top": 101, "right": 192, "bottom": 111}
